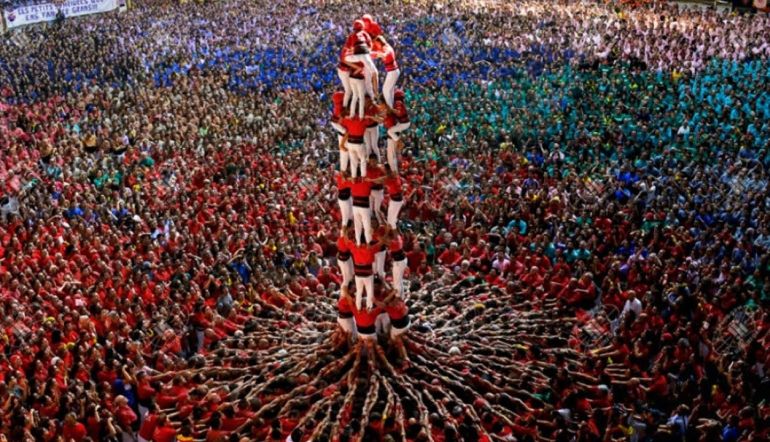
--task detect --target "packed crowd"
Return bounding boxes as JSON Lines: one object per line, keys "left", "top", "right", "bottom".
{"left": 1, "top": 0, "right": 770, "bottom": 441}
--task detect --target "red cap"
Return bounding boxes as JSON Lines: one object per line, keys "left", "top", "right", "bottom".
{"left": 353, "top": 20, "right": 365, "bottom": 32}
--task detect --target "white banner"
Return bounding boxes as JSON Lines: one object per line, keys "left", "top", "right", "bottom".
{"left": 3, "top": 0, "right": 118, "bottom": 29}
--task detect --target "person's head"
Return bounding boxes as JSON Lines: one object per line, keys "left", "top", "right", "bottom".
{"left": 353, "top": 20, "right": 364, "bottom": 32}
{"left": 64, "top": 413, "right": 78, "bottom": 426}
{"left": 180, "top": 422, "right": 193, "bottom": 436}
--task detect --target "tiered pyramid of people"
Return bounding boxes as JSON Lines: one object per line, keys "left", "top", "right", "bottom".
{"left": 331, "top": 14, "right": 411, "bottom": 352}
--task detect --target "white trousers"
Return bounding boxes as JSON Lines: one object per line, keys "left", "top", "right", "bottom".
{"left": 337, "top": 68, "right": 352, "bottom": 107}
{"left": 375, "top": 249, "right": 387, "bottom": 277}
{"left": 355, "top": 275, "right": 375, "bottom": 310}
{"left": 330, "top": 124, "right": 348, "bottom": 172}
{"left": 345, "top": 53, "right": 378, "bottom": 83}
{"left": 338, "top": 198, "right": 352, "bottom": 229}
{"left": 347, "top": 142, "right": 366, "bottom": 178}
{"left": 383, "top": 69, "right": 400, "bottom": 108}
{"left": 340, "top": 148, "right": 349, "bottom": 173}
{"left": 371, "top": 189, "right": 384, "bottom": 218}
{"left": 387, "top": 199, "right": 403, "bottom": 229}
{"left": 364, "top": 66, "right": 376, "bottom": 99}
{"left": 338, "top": 257, "right": 353, "bottom": 288}
{"left": 345, "top": 53, "right": 378, "bottom": 99}
{"left": 338, "top": 316, "right": 356, "bottom": 335}
{"left": 365, "top": 127, "right": 380, "bottom": 161}
{"left": 386, "top": 122, "right": 410, "bottom": 172}
{"left": 349, "top": 78, "right": 366, "bottom": 119}
{"left": 352, "top": 206, "right": 372, "bottom": 245}
{"left": 375, "top": 313, "right": 390, "bottom": 336}
{"left": 392, "top": 258, "right": 407, "bottom": 298}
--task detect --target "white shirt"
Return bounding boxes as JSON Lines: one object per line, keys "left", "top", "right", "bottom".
{"left": 622, "top": 298, "right": 643, "bottom": 318}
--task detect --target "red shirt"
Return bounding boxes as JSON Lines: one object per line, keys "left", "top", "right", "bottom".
{"left": 139, "top": 414, "right": 159, "bottom": 440}
{"left": 337, "top": 296, "right": 353, "bottom": 315}
{"left": 115, "top": 404, "right": 137, "bottom": 429}
{"left": 351, "top": 180, "right": 372, "bottom": 207}
{"left": 351, "top": 244, "right": 376, "bottom": 266}
{"left": 407, "top": 250, "right": 426, "bottom": 273}
{"left": 221, "top": 416, "right": 247, "bottom": 432}
{"left": 153, "top": 426, "right": 178, "bottom": 442}
{"left": 389, "top": 234, "right": 403, "bottom": 254}
{"left": 367, "top": 165, "right": 385, "bottom": 189}
{"left": 390, "top": 235, "right": 406, "bottom": 262}
{"left": 341, "top": 117, "right": 368, "bottom": 142}
{"left": 345, "top": 30, "right": 372, "bottom": 51}
{"left": 318, "top": 271, "right": 342, "bottom": 288}
{"left": 385, "top": 175, "right": 403, "bottom": 198}
{"left": 206, "top": 429, "right": 227, "bottom": 442}
{"left": 648, "top": 373, "right": 668, "bottom": 396}
{"left": 363, "top": 19, "right": 383, "bottom": 39}
{"left": 137, "top": 379, "right": 156, "bottom": 401}
{"left": 332, "top": 91, "right": 345, "bottom": 121}
{"left": 337, "top": 236, "right": 352, "bottom": 254}
{"left": 438, "top": 249, "right": 462, "bottom": 267}
{"left": 352, "top": 304, "right": 382, "bottom": 328}
{"left": 393, "top": 100, "right": 408, "bottom": 124}
{"left": 337, "top": 173, "right": 352, "bottom": 190}
{"left": 373, "top": 225, "right": 388, "bottom": 243}
{"left": 385, "top": 299, "right": 408, "bottom": 321}
{"left": 374, "top": 40, "right": 398, "bottom": 71}
{"left": 337, "top": 173, "right": 352, "bottom": 200}
{"left": 384, "top": 100, "right": 408, "bottom": 128}
{"left": 62, "top": 422, "right": 87, "bottom": 442}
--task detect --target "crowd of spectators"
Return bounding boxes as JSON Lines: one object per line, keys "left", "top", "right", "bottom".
{"left": 1, "top": 0, "right": 770, "bottom": 441}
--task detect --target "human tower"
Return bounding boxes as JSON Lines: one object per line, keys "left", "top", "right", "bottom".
{"left": 331, "top": 14, "right": 412, "bottom": 349}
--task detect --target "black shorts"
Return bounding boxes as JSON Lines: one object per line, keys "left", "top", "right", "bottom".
{"left": 390, "top": 315, "right": 410, "bottom": 330}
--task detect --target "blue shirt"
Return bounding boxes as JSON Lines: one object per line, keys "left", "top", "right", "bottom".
{"left": 722, "top": 424, "right": 739, "bottom": 442}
